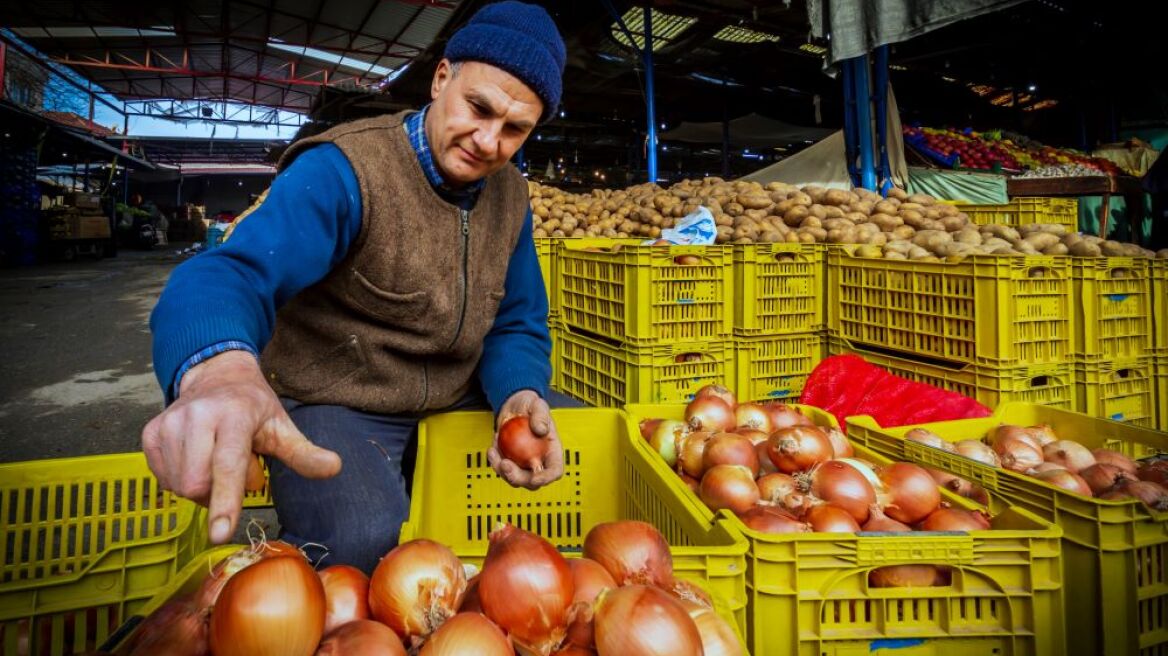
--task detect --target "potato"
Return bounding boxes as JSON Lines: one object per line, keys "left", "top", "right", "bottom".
{"left": 1022, "top": 233, "right": 1061, "bottom": 251}
{"left": 533, "top": 227, "right": 548, "bottom": 238}
{"left": 789, "top": 191, "right": 813, "bottom": 206}
{"left": 1100, "top": 240, "right": 1128, "bottom": 257}
{"left": 773, "top": 199, "right": 798, "bottom": 216}
{"left": 716, "top": 226, "right": 734, "bottom": 243}
{"left": 940, "top": 216, "right": 968, "bottom": 232}
{"left": 809, "top": 204, "right": 829, "bottom": 220}
{"left": 888, "top": 187, "right": 909, "bottom": 201}
{"left": 954, "top": 228, "right": 983, "bottom": 245}
{"left": 744, "top": 208, "right": 769, "bottom": 222}
{"left": 823, "top": 189, "right": 851, "bottom": 207}
{"left": 874, "top": 200, "right": 900, "bottom": 215}
{"left": 937, "top": 204, "right": 960, "bottom": 217}
{"left": 856, "top": 244, "right": 883, "bottom": 258}
{"left": 884, "top": 251, "right": 908, "bottom": 260}
{"left": 870, "top": 214, "right": 903, "bottom": 231}
{"left": 867, "top": 232, "right": 889, "bottom": 246}
{"left": 1042, "top": 243, "right": 1069, "bottom": 255}
{"left": 981, "top": 225, "right": 1021, "bottom": 242}
{"left": 907, "top": 194, "right": 936, "bottom": 206}
{"left": 799, "top": 226, "right": 828, "bottom": 242}
{"left": 760, "top": 230, "right": 784, "bottom": 243}
{"left": 714, "top": 213, "right": 734, "bottom": 227}
{"left": 800, "top": 216, "right": 823, "bottom": 229}
{"left": 898, "top": 203, "right": 926, "bottom": 214}
{"left": 826, "top": 228, "right": 857, "bottom": 244}
{"left": 912, "top": 230, "right": 952, "bottom": 251}
{"left": 783, "top": 206, "right": 811, "bottom": 226}
{"left": 823, "top": 218, "right": 857, "bottom": 231}
{"left": 737, "top": 193, "right": 773, "bottom": 210}
{"left": 797, "top": 231, "right": 817, "bottom": 244}
{"left": 884, "top": 240, "right": 913, "bottom": 254}
{"left": 725, "top": 202, "right": 745, "bottom": 216}
{"left": 1019, "top": 223, "right": 1067, "bottom": 236}
{"left": 851, "top": 200, "right": 875, "bottom": 216}
{"left": 1158, "top": 249, "right": 1168, "bottom": 259}
{"left": 891, "top": 226, "right": 916, "bottom": 240}
{"left": 924, "top": 208, "right": 943, "bottom": 221}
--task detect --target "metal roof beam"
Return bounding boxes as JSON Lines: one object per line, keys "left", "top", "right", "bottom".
{"left": 53, "top": 51, "right": 367, "bottom": 88}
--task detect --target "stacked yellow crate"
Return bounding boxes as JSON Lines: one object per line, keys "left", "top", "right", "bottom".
{"left": 1151, "top": 259, "right": 1168, "bottom": 431}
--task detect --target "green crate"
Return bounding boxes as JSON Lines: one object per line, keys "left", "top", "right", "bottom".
{"left": 1074, "top": 357, "right": 1157, "bottom": 427}
{"left": 400, "top": 408, "right": 749, "bottom": 637}
{"left": 627, "top": 403, "right": 1066, "bottom": 656}
{"left": 733, "top": 332, "right": 823, "bottom": 403}
{"left": 955, "top": 197, "right": 1079, "bottom": 231}
{"left": 557, "top": 328, "right": 732, "bottom": 407}
{"left": 828, "top": 248, "right": 1073, "bottom": 366}
{"left": 0, "top": 454, "right": 208, "bottom": 656}
{"left": 558, "top": 242, "right": 733, "bottom": 345}
{"left": 1071, "top": 257, "right": 1152, "bottom": 361}
{"left": 828, "top": 333, "right": 1076, "bottom": 410}
{"left": 732, "top": 243, "right": 824, "bottom": 336}
{"left": 846, "top": 403, "right": 1168, "bottom": 656}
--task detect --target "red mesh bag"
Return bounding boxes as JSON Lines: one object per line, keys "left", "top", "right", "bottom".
{"left": 799, "top": 355, "right": 991, "bottom": 430}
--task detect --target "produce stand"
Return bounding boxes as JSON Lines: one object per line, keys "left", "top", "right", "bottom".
{"left": 1006, "top": 175, "right": 1148, "bottom": 240}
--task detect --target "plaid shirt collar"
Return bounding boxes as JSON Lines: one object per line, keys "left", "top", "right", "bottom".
{"left": 405, "top": 106, "right": 485, "bottom": 199}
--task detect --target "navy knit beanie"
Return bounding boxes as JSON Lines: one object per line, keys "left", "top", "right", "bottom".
{"left": 444, "top": 1, "right": 566, "bottom": 123}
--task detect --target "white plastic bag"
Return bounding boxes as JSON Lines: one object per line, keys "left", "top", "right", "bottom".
{"left": 643, "top": 206, "right": 717, "bottom": 245}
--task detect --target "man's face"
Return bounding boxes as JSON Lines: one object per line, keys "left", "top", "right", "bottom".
{"left": 426, "top": 60, "right": 542, "bottom": 186}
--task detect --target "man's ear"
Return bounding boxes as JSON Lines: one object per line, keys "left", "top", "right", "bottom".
{"left": 431, "top": 59, "right": 453, "bottom": 101}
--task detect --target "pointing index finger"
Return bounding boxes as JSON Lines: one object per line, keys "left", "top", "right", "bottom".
{"left": 208, "top": 424, "right": 251, "bottom": 544}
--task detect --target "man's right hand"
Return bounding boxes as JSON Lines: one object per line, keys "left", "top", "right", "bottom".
{"left": 141, "top": 350, "right": 342, "bottom": 543}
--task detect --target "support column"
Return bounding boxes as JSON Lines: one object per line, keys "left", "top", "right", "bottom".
{"left": 643, "top": 6, "right": 658, "bottom": 184}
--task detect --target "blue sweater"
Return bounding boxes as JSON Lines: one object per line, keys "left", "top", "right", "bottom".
{"left": 150, "top": 143, "right": 551, "bottom": 412}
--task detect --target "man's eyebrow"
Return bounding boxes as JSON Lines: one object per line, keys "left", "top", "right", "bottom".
{"left": 467, "top": 89, "right": 535, "bottom": 131}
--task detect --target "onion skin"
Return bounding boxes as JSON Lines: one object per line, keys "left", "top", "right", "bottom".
{"left": 702, "top": 433, "right": 760, "bottom": 477}
{"left": 738, "top": 506, "right": 811, "bottom": 534}
{"left": 686, "top": 397, "right": 736, "bottom": 432}
{"left": 804, "top": 503, "right": 862, "bottom": 533}
{"left": 918, "top": 508, "right": 991, "bottom": 532}
{"left": 315, "top": 620, "right": 406, "bottom": 656}
{"left": 735, "top": 403, "right": 772, "bottom": 433}
{"left": 1042, "top": 440, "right": 1096, "bottom": 473}
{"left": 669, "top": 579, "right": 713, "bottom": 609}
{"left": 209, "top": 555, "right": 326, "bottom": 656}
{"left": 686, "top": 605, "right": 747, "bottom": 656}
{"left": 994, "top": 436, "right": 1045, "bottom": 473}
{"left": 1137, "top": 461, "right": 1168, "bottom": 486}
{"left": 756, "top": 473, "right": 800, "bottom": 506}
{"left": 553, "top": 646, "right": 597, "bottom": 656}
{"left": 565, "top": 559, "right": 617, "bottom": 648}
{"left": 825, "top": 428, "right": 853, "bottom": 458}
{"left": 1029, "top": 424, "right": 1058, "bottom": 447}
{"left": 762, "top": 402, "right": 812, "bottom": 430}
{"left": 905, "top": 428, "right": 955, "bottom": 452}
{"left": 369, "top": 539, "right": 467, "bottom": 645}
{"left": 678, "top": 432, "right": 715, "bottom": 478}
{"left": 1091, "top": 449, "right": 1137, "bottom": 475}
{"left": 954, "top": 440, "right": 1000, "bottom": 467}
{"left": 195, "top": 547, "right": 264, "bottom": 611}
{"left": 648, "top": 420, "right": 688, "bottom": 468}
{"left": 459, "top": 575, "right": 482, "bottom": 614}
{"left": 418, "top": 613, "right": 513, "bottom": 656}
{"left": 1079, "top": 463, "right": 1131, "bottom": 495}
{"left": 862, "top": 504, "right": 911, "bottom": 532}
{"left": 802, "top": 461, "right": 877, "bottom": 523}
{"left": 479, "top": 524, "right": 572, "bottom": 656}
{"left": 317, "top": 565, "right": 370, "bottom": 634}
{"left": 926, "top": 468, "right": 973, "bottom": 498}
{"left": 594, "top": 585, "right": 702, "bottom": 656}
{"left": 694, "top": 384, "right": 737, "bottom": 409}
{"left": 639, "top": 418, "right": 663, "bottom": 441}
{"left": 583, "top": 521, "right": 673, "bottom": 588}
{"left": 498, "top": 416, "right": 550, "bottom": 472}
{"left": 700, "top": 465, "right": 760, "bottom": 515}
{"left": 755, "top": 442, "right": 778, "bottom": 475}
{"left": 1032, "top": 469, "right": 1093, "bottom": 496}
{"left": 126, "top": 595, "right": 209, "bottom": 656}
{"left": 1028, "top": 462, "right": 1066, "bottom": 474}
{"left": 1109, "top": 480, "right": 1168, "bottom": 510}
{"left": 876, "top": 462, "right": 941, "bottom": 524}
{"left": 989, "top": 425, "right": 1041, "bottom": 451}
{"left": 679, "top": 472, "right": 701, "bottom": 494}
{"left": 767, "top": 426, "right": 833, "bottom": 474}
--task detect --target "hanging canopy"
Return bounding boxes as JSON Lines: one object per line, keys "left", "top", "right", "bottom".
{"left": 661, "top": 114, "right": 834, "bottom": 149}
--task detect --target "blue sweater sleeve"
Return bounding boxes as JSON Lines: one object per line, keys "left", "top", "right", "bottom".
{"left": 150, "top": 144, "right": 362, "bottom": 397}
{"left": 478, "top": 207, "right": 552, "bottom": 412}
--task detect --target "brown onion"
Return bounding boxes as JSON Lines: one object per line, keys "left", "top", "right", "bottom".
{"left": 767, "top": 426, "right": 833, "bottom": 474}
{"left": 994, "top": 436, "right": 1044, "bottom": 473}
{"left": 1032, "top": 469, "right": 1093, "bottom": 496}
{"left": 679, "top": 472, "right": 701, "bottom": 493}
{"left": 734, "top": 403, "right": 772, "bottom": 432}
{"left": 861, "top": 504, "right": 911, "bottom": 532}
{"left": 479, "top": 524, "right": 572, "bottom": 655}
{"left": 695, "top": 384, "right": 737, "bottom": 409}
{"left": 417, "top": 613, "right": 512, "bottom": 656}
{"left": 734, "top": 427, "right": 769, "bottom": 444}
{"left": 369, "top": 539, "right": 466, "bottom": 645}
{"left": 1137, "top": 461, "right": 1168, "bottom": 486}
{"left": 678, "top": 432, "right": 714, "bottom": 478}
{"left": 1079, "top": 463, "right": 1132, "bottom": 495}
{"left": 669, "top": 579, "right": 714, "bottom": 608}
{"left": 553, "top": 646, "right": 596, "bottom": 656}
{"left": 565, "top": 558, "right": 617, "bottom": 648}
{"left": 1028, "top": 462, "right": 1066, "bottom": 474}
{"left": 876, "top": 462, "right": 941, "bottom": 524}
{"left": 594, "top": 585, "right": 702, "bottom": 656}
{"left": 126, "top": 595, "right": 209, "bottom": 656}
{"left": 825, "top": 428, "right": 853, "bottom": 458}
{"left": 737, "top": 506, "right": 812, "bottom": 534}
{"left": 648, "top": 420, "right": 688, "bottom": 468}
{"left": 499, "top": 416, "right": 550, "bottom": 472}
{"left": 702, "top": 433, "right": 760, "bottom": 477}
{"left": 954, "top": 440, "right": 1000, "bottom": 467}
{"left": 926, "top": 468, "right": 973, "bottom": 498}
{"left": 700, "top": 465, "right": 760, "bottom": 515}
{"left": 639, "top": 418, "right": 663, "bottom": 441}
{"left": 686, "top": 605, "right": 746, "bottom": 656}
{"left": 1029, "top": 424, "right": 1058, "bottom": 446}
{"left": 686, "top": 397, "right": 736, "bottom": 432}
{"left": 804, "top": 503, "right": 862, "bottom": 533}
{"left": 459, "top": 576, "right": 482, "bottom": 614}
{"left": 583, "top": 521, "right": 673, "bottom": 588}
{"left": 755, "top": 442, "right": 778, "bottom": 475}
{"left": 756, "top": 473, "right": 800, "bottom": 505}
{"left": 317, "top": 565, "right": 370, "bottom": 634}
{"left": 869, "top": 565, "right": 944, "bottom": 588}
{"left": 1042, "top": 440, "right": 1096, "bottom": 473}
{"left": 762, "top": 402, "right": 812, "bottom": 430}
{"left": 800, "top": 461, "right": 877, "bottom": 524}
{"left": 315, "top": 620, "right": 406, "bottom": 656}
{"left": 905, "top": 428, "right": 955, "bottom": 452}
{"left": 918, "top": 508, "right": 991, "bottom": 532}
{"left": 989, "top": 425, "right": 1041, "bottom": 451}
{"left": 1110, "top": 479, "right": 1168, "bottom": 510}
{"left": 209, "top": 555, "right": 326, "bottom": 656}
{"left": 1091, "top": 449, "right": 1138, "bottom": 475}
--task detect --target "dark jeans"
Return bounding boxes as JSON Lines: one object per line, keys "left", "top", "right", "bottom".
{"left": 271, "top": 388, "right": 582, "bottom": 573}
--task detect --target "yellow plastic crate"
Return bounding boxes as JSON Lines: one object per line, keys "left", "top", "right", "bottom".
{"left": 0, "top": 454, "right": 208, "bottom": 656}
{"left": 398, "top": 408, "right": 749, "bottom": 636}
{"left": 626, "top": 403, "right": 1065, "bottom": 656}
{"left": 846, "top": 403, "right": 1168, "bottom": 656}
{"left": 828, "top": 248, "right": 1073, "bottom": 366}
{"left": 733, "top": 332, "right": 823, "bottom": 403}
{"left": 535, "top": 237, "right": 554, "bottom": 311}
{"left": 558, "top": 242, "right": 733, "bottom": 345}
{"left": 828, "top": 333, "right": 1076, "bottom": 410}
{"left": 732, "top": 243, "right": 824, "bottom": 336}
{"left": 557, "top": 328, "right": 731, "bottom": 407}
{"left": 955, "top": 197, "right": 1079, "bottom": 231}
{"left": 1154, "top": 352, "right": 1168, "bottom": 432}
{"left": 1152, "top": 259, "right": 1168, "bottom": 352}
{"left": 1073, "top": 357, "right": 1157, "bottom": 427}
{"left": 1071, "top": 257, "right": 1152, "bottom": 361}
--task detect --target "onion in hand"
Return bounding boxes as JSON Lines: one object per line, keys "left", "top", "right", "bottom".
{"left": 498, "top": 416, "right": 550, "bottom": 472}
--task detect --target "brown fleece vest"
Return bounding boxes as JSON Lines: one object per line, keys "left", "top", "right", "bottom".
{"left": 260, "top": 111, "right": 529, "bottom": 413}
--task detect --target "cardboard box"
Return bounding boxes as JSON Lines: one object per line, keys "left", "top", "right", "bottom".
{"left": 65, "top": 192, "right": 101, "bottom": 209}
{"left": 66, "top": 215, "right": 112, "bottom": 239}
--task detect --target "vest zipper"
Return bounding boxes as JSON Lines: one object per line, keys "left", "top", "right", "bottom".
{"left": 446, "top": 208, "right": 471, "bottom": 350}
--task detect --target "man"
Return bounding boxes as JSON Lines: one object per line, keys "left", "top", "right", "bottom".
{"left": 143, "top": 1, "right": 566, "bottom": 573}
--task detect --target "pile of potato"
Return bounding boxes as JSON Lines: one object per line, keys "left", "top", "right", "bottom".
{"left": 528, "top": 178, "right": 1168, "bottom": 259}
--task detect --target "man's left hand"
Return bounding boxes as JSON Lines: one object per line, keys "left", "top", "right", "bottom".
{"left": 488, "top": 390, "right": 564, "bottom": 490}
